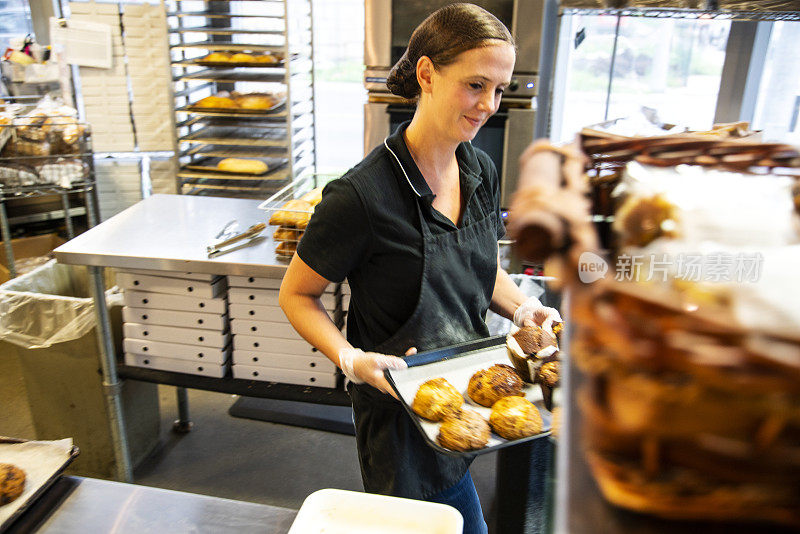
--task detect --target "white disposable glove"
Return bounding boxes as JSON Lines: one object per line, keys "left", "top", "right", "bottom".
{"left": 338, "top": 348, "right": 408, "bottom": 398}
{"left": 513, "top": 296, "right": 562, "bottom": 333}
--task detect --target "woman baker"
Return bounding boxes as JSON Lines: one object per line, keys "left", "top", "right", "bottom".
{"left": 280, "top": 4, "right": 560, "bottom": 532}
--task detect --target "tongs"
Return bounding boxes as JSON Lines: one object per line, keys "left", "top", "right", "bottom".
{"left": 207, "top": 221, "right": 266, "bottom": 257}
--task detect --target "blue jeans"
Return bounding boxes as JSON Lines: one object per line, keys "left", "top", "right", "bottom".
{"left": 428, "top": 471, "right": 488, "bottom": 534}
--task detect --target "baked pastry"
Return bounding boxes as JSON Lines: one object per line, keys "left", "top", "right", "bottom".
{"left": 507, "top": 325, "right": 558, "bottom": 383}
{"left": 489, "top": 396, "right": 543, "bottom": 440}
{"left": 269, "top": 199, "right": 313, "bottom": 227}
{"left": 202, "top": 52, "right": 231, "bottom": 62}
{"left": 275, "top": 240, "right": 297, "bottom": 256}
{"left": 0, "top": 164, "right": 39, "bottom": 186}
{"left": 254, "top": 53, "right": 278, "bottom": 63}
{"left": 412, "top": 378, "right": 463, "bottom": 421}
{"left": 194, "top": 95, "right": 237, "bottom": 109}
{"left": 234, "top": 94, "right": 275, "bottom": 110}
{"left": 229, "top": 52, "right": 255, "bottom": 63}
{"left": 538, "top": 360, "right": 560, "bottom": 411}
{"left": 273, "top": 227, "right": 298, "bottom": 241}
{"left": 551, "top": 406, "right": 561, "bottom": 438}
{"left": 467, "top": 364, "right": 524, "bottom": 407}
{"left": 217, "top": 158, "right": 268, "bottom": 175}
{"left": 300, "top": 187, "right": 323, "bottom": 206}
{"left": 38, "top": 160, "right": 86, "bottom": 187}
{"left": 437, "top": 409, "right": 490, "bottom": 451}
{"left": 0, "top": 463, "right": 26, "bottom": 505}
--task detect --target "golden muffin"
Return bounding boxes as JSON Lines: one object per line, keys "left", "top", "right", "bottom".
{"left": 467, "top": 364, "right": 524, "bottom": 407}
{"left": 412, "top": 378, "right": 463, "bottom": 421}
{"left": 437, "top": 409, "right": 490, "bottom": 452}
{"left": 489, "top": 396, "right": 543, "bottom": 440}
{"left": 0, "top": 463, "right": 26, "bottom": 505}
{"left": 538, "top": 360, "right": 560, "bottom": 388}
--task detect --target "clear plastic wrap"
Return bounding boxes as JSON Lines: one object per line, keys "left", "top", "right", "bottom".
{"left": 0, "top": 260, "right": 121, "bottom": 349}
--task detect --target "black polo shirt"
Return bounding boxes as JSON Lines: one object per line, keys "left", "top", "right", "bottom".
{"left": 297, "top": 121, "right": 505, "bottom": 352}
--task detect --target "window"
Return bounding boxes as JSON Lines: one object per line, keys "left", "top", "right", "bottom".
{"left": 0, "top": 0, "right": 33, "bottom": 47}
{"left": 752, "top": 21, "right": 800, "bottom": 144}
{"left": 551, "top": 13, "right": 731, "bottom": 142}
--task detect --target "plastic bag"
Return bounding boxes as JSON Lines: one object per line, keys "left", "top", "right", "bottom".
{"left": 0, "top": 260, "right": 120, "bottom": 349}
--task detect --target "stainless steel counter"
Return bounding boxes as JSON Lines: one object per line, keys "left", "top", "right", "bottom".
{"left": 54, "top": 194, "right": 288, "bottom": 277}
{"left": 7, "top": 476, "right": 297, "bottom": 534}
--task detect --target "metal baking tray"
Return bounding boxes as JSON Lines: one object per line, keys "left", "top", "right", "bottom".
{"left": 179, "top": 69, "right": 285, "bottom": 83}
{"left": 182, "top": 145, "right": 290, "bottom": 159}
{"left": 385, "top": 336, "right": 554, "bottom": 458}
{"left": 179, "top": 126, "right": 290, "bottom": 147}
{"left": 186, "top": 95, "right": 286, "bottom": 115}
{"left": 0, "top": 437, "right": 80, "bottom": 532}
{"left": 184, "top": 156, "right": 288, "bottom": 176}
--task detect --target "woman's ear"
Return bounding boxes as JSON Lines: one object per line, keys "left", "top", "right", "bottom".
{"left": 416, "top": 56, "right": 435, "bottom": 94}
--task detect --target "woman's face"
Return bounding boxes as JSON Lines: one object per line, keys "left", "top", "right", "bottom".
{"left": 422, "top": 42, "right": 516, "bottom": 144}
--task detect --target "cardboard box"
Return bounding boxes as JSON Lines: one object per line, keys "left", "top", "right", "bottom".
{"left": 125, "top": 352, "right": 228, "bottom": 378}
{"left": 123, "top": 306, "right": 229, "bottom": 331}
{"left": 232, "top": 350, "right": 335, "bottom": 372}
{"left": 124, "top": 337, "right": 230, "bottom": 364}
{"left": 0, "top": 233, "right": 65, "bottom": 283}
{"left": 232, "top": 364, "right": 336, "bottom": 387}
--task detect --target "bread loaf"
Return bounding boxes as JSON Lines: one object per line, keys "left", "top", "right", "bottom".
{"left": 217, "top": 158, "right": 268, "bottom": 175}
{"left": 273, "top": 227, "right": 298, "bottom": 241}
{"left": 195, "top": 96, "right": 237, "bottom": 109}
{"left": 202, "top": 52, "right": 231, "bottom": 62}
{"left": 234, "top": 94, "right": 274, "bottom": 110}
{"left": 229, "top": 52, "right": 255, "bottom": 63}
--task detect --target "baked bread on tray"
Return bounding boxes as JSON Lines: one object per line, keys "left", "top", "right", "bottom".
{"left": 467, "top": 364, "right": 524, "bottom": 407}
{"left": 489, "top": 396, "right": 543, "bottom": 440}
{"left": 437, "top": 409, "right": 490, "bottom": 452}
{"left": 0, "top": 463, "right": 25, "bottom": 505}
{"left": 412, "top": 377, "right": 463, "bottom": 421}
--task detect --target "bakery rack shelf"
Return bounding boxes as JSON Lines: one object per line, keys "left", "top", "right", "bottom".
{"left": 168, "top": 0, "right": 316, "bottom": 198}
{"left": 169, "top": 27, "right": 287, "bottom": 36}
{"left": 560, "top": 4, "right": 800, "bottom": 20}
{"left": 0, "top": 121, "right": 100, "bottom": 278}
{"left": 167, "top": 11, "right": 285, "bottom": 19}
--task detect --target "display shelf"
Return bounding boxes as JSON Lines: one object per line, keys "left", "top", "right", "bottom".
{"left": 177, "top": 69, "right": 286, "bottom": 83}
{"left": 169, "top": 0, "right": 317, "bottom": 197}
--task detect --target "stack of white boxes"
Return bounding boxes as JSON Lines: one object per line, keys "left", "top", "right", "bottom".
{"left": 122, "top": 3, "right": 175, "bottom": 152}
{"left": 119, "top": 270, "right": 231, "bottom": 378}
{"left": 94, "top": 159, "right": 142, "bottom": 221}
{"left": 228, "top": 276, "right": 339, "bottom": 387}
{"left": 70, "top": 2, "right": 136, "bottom": 152}
{"left": 148, "top": 156, "right": 178, "bottom": 195}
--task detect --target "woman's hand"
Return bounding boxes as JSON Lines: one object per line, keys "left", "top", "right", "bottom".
{"left": 338, "top": 348, "right": 410, "bottom": 398}
{"left": 513, "top": 296, "right": 562, "bottom": 333}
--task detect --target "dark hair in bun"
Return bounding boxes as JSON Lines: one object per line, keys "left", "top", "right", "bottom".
{"left": 386, "top": 3, "right": 515, "bottom": 100}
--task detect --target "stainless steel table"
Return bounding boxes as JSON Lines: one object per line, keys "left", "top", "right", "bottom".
{"left": 54, "top": 194, "right": 350, "bottom": 483}
{"left": 6, "top": 476, "right": 297, "bottom": 534}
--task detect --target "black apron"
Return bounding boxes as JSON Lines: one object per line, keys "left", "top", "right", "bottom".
{"left": 349, "top": 147, "right": 499, "bottom": 500}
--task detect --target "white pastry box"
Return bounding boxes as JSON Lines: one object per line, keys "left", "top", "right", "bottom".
{"left": 232, "top": 350, "right": 336, "bottom": 373}
{"left": 228, "top": 303, "right": 287, "bottom": 322}
{"left": 230, "top": 319, "right": 303, "bottom": 340}
{"left": 228, "top": 287, "right": 335, "bottom": 312}
{"left": 123, "top": 290, "right": 226, "bottom": 314}
{"left": 124, "top": 323, "right": 230, "bottom": 348}
{"left": 232, "top": 365, "right": 336, "bottom": 388}
{"left": 116, "top": 271, "right": 226, "bottom": 299}
{"left": 123, "top": 306, "right": 228, "bottom": 331}
{"left": 126, "top": 353, "right": 228, "bottom": 378}
{"left": 124, "top": 338, "right": 230, "bottom": 364}
{"left": 233, "top": 335, "right": 318, "bottom": 356}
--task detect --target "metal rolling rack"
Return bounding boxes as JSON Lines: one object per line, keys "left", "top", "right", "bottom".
{"left": 168, "top": 0, "right": 316, "bottom": 199}
{"left": 0, "top": 119, "right": 99, "bottom": 278}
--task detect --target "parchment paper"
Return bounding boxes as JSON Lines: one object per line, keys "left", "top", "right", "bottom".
{"left": 0, "top": 438, "right": 74, "bottom": 527}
